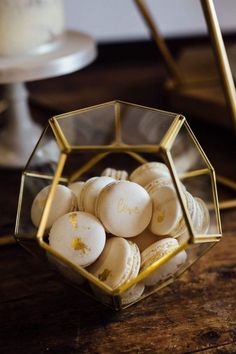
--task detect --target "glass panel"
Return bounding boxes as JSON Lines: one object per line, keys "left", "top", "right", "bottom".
{"left": 180, "top": 173, "right": 220, "bottom": 236}
{"left": 16, "top": 174, "right": 57, "bottom": 240}
{"left": 170, "top": 122, "right": 209, "bottom": 174}
{"left": 56, "top": 103, "right": 116, "bottom": 146}
{"left": 120, "top": 102, "right": 177, "bottom": 145}
{"left": 25, "top": 124, "right": 60, "bottom": 176}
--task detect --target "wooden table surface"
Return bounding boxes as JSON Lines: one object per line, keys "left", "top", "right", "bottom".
{"left": 0, "top": 41, "right": 236, "bottom": 354}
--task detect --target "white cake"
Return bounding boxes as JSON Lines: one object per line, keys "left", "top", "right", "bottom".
{"left": 0, "top": 0, "right": 65, "bottom": 56}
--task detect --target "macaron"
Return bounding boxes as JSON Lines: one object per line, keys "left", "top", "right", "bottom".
{"left": 121, "top": 282, "right": 145, "bottom": 305}
{"left": 95, "top": 180, "right": 152, "bottom": 237}
{"left": 79, "top": 176, "right": 115, "bottom": 215}
{"left": 31, "top": 184, "right": 77, "bottom": 229}
{"left": 49, "top": 211, "right": 106, "bottom": 268}
{"left": 88, "top": 237, "right": 141, "bottom": 289}
{"left": 146, "top": 178, "right": 182, "bottom": 236}
{"left": 141, "top": 238, "right": 187, "bottom": 286}
{"left": 68, "top": 181, "right": 85, "bottom": 208}
{"left": 130, "top": 162, "right": 170, "bottom": 187}
{"left": 102, "top": 167, "right": 128, "bottom": 180}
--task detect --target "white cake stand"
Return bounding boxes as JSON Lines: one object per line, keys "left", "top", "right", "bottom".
{"left": 0, "top": 31, "right": 97, "bottom": 168}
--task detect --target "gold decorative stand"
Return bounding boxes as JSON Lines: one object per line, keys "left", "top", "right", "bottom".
{"left": 135, "top": 0, "right": 236, "bottom": 210}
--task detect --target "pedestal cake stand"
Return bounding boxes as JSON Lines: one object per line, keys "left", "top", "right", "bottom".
{"left": 0, "top": 31, "right": 97, "bottom": 168}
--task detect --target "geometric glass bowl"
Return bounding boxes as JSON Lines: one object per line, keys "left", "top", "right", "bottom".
{"left": 15, "top": 100, "right": 222, "bottom": 310}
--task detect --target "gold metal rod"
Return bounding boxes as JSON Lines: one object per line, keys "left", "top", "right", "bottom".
{"left": 134, "top": 0, "right": 183, "bottom": 84}
{"left": 219, "top": 199, "right": 236, "bottom": 210}
{"left": 200, "top": 0, "right": 236, "bottom": 132}
{"left": 0, "top": 235, "right": 16, "bottom": 247}
{"left": 216, "top": 174, "right": 236, "bottom": 191}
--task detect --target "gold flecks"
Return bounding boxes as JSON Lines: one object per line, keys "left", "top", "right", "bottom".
{"left": 69, "top": 212, "right": 78, "bottom": 229}
{"left": 98, "top": 269, "right": 111, "bottom": 281}
{"left": 156, "top": 207, "right": 165, "bottom": 223}
{"left": 71, "top": 237, "right": 90, "bottom": 254}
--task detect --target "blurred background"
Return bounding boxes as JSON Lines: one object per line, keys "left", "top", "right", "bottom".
{"left": 65, "top": 0, "right": 236, "bottom": 42}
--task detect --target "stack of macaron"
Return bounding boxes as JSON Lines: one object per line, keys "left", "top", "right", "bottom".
{"left": 31, "top": 162, "right": 210, "bottom": 305}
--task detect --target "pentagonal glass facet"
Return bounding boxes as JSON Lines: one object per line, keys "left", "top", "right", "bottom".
{"left": 15, "top": 100, "right": 222, "bottom": 310}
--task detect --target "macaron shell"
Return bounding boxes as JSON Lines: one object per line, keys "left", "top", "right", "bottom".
{"left": 88, "top": 237, "right": 133, "bottom": 289}
{"left": 78, "top": 177, "right": 98, "bottom": 212}
{"left": 68, "top": 181, "right": 85, "bottom": 208}
{"left": 141, "top": 238, "right": 179, "bottom": 269}
{"left": 130, "top": 162, "right": 170, "bottom": 187}
{"left": 143, "top": 250, "right": 187, "bottom": 286}
{"left": 141, "top": 237, "right": 187, "bottom": 286}
{"left": 49, "top": 211, "right": 106, "bottom": 268}
{"left": 31, "top": 184, "right": 77, "bottom": 229}
{"left": 81, "top": 176, "right": 115, "bottom": 215}
{"left": 121, "top": 282, "right": 145, "bottom": 305}
{"left": 102, "top": 168, "right": 128, "bottom": 180}
{"left": 96, "top": 181, "right": 152, "bottom": 238}
{"left": 148, "top": 185, "right": 182, "bottom": 236}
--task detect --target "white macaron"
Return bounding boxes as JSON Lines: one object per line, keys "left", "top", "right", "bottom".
{"left": 49, "top": 211, "right": 106, "bottom": 268}
{"left": 79, "top": 176, "right": 115, "bottom": 215}
{"left": 68, "top": 181, "right": 85, "bottom": 208}
{"left": 146, "top": 178, "right": 182, "bottom": 236}
{"left": 102, "top": 167, "right": 128, "bottom": 180}
{"left": 88, "top": 237, "right": 141, "bottom": 289}
{"left": 130, "top": 162, "right": 170, "bottom": 187}
{"left": 95, "top": 180, "right": 152, "bottom": 238}
{"left": 31, "top": 184, "right": 77, "bottom": 229}
{"left": 141, "top": 238, "right": 187, "bottom": 286}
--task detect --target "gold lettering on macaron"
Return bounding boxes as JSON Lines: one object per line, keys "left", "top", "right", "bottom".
{"left": 98, "top": 268, "right": 111, "bottom": 281}
{"left": 69, "top": 212, "right": 78, "bottom": 229}
{"left": 71, "top": 237, "right": 90, "bottom": 254}
{"left": 117, "top": 198, "right": 140, "bottom": 215}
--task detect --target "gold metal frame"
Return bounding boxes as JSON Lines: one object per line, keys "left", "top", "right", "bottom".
{"left": 15, "top": 100, "right": 222, "bottom": 309}
{"left": 134, "top": 0, "right": 236, "bottom": 211}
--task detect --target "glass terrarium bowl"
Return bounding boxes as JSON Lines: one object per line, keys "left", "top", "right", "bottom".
{"left": 15, "top": 100, "right": 222, "bottom": 310}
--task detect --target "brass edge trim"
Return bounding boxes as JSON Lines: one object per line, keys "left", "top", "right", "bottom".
{"left": 37, "top": 153, "right": 67, "bottom": 238}
{"left": 160, "top": 115, "right": 185, "bottom": 150}
{"left": 179, "top": 168, "right": 211, "bottom": 180}
{"left": 210, "top": 169, "right": 222, "bottom": 235}
{"left": 54, "top": 101, "right": 117, "bottom": 120}
{"left": 23, "top": 171, "right": 68, "bottom": 183}
{"left": 69, "top": 152, "right": 111, "bottom": 183}
{"left": 49, "top": 117, "right": 70, "bottom": 152}
{"left": 69, "top": 145, "right": 160, "bottom": 153}
{"left": 15, "top": 173, "right": 25, "bottom": 236}
{"left": 114, "top": 100, "right": 178, "bottom": 117}
{"left": 194, "top": 235, "right": 222, "bottom": 243}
